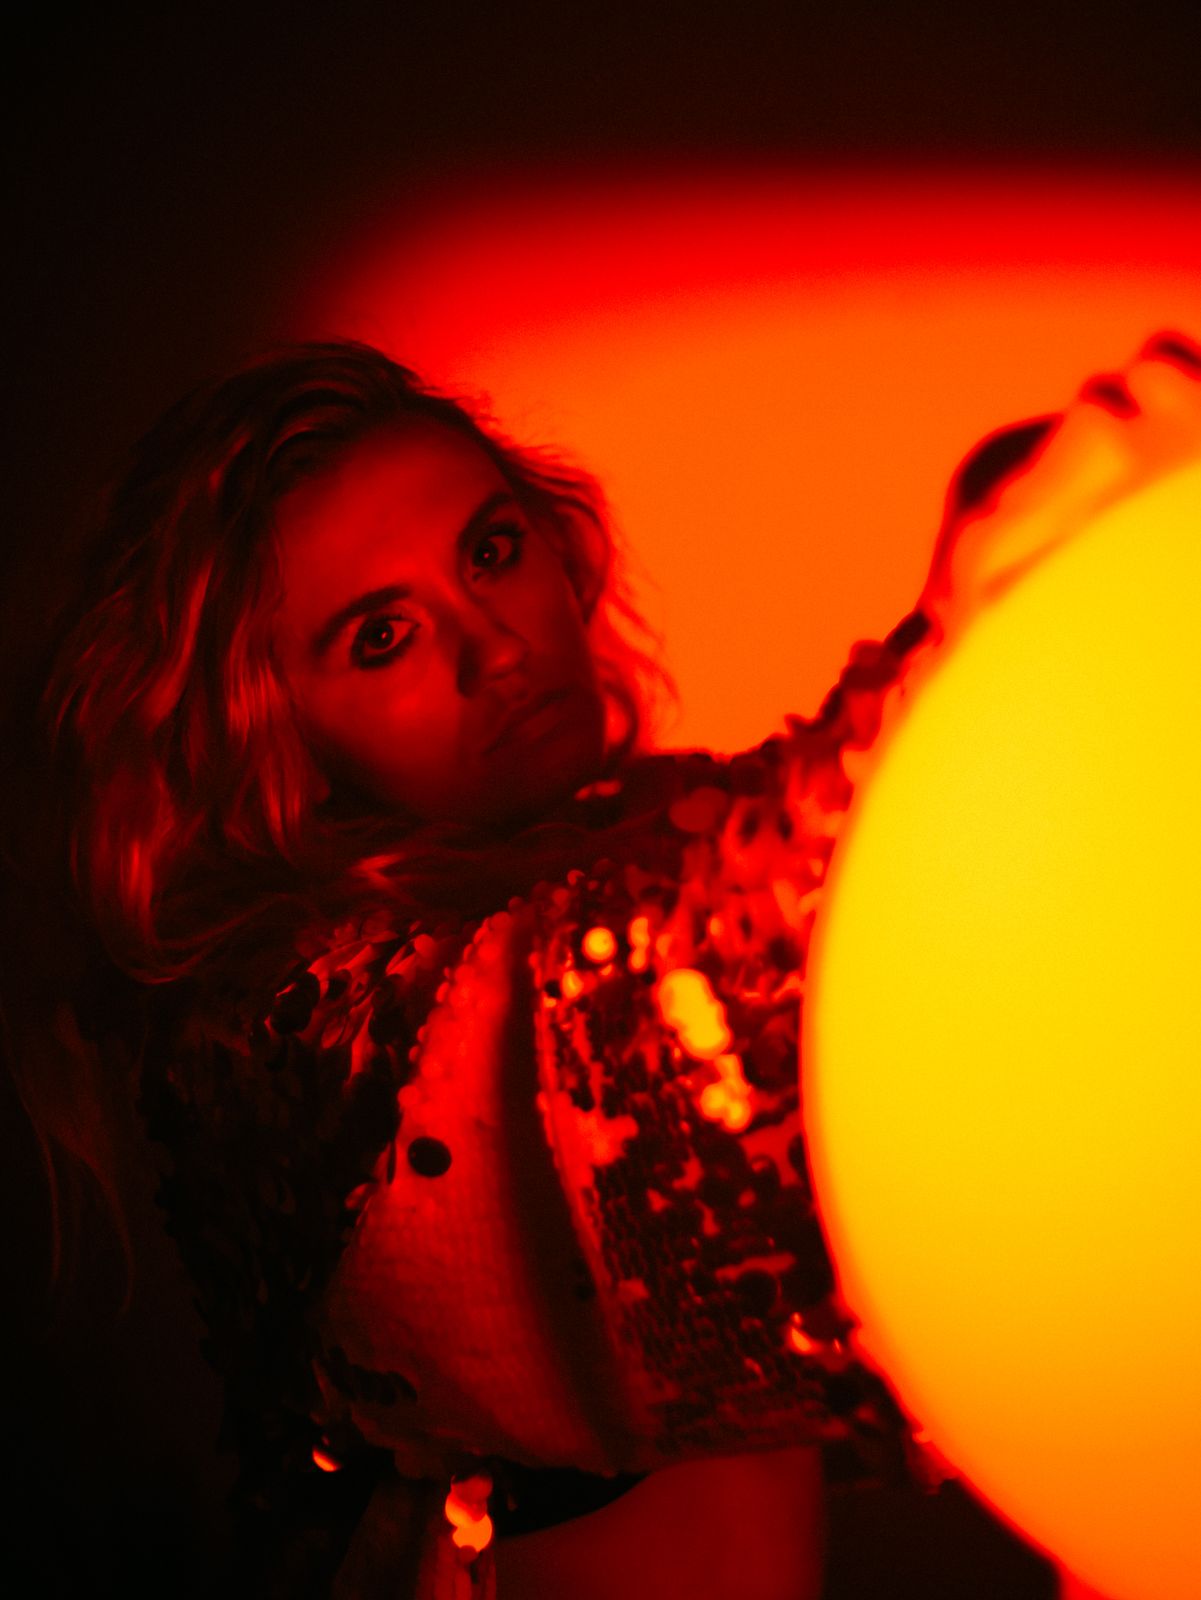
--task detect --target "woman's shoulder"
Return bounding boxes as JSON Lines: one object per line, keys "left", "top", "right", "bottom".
{"left": 150, "top": 905, "right": 472, "bottom": 1107}
{"left": 158, "top": 606, "right": 933, "bottom": 1061}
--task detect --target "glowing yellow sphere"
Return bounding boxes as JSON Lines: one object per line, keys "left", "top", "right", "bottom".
{"left": 805, "top": 459, "right": 1201, "bottom": 1600}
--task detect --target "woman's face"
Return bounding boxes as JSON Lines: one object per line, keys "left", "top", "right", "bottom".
{"left": 272, "top": 419, "right": 608, "bottom": 830}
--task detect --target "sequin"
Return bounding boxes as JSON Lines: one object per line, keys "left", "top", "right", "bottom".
{"left": 407, "top": 1135, "right": 453, "bottom": 1177}
{"left": 582, "top": 925, "right": 619, "bottom": 964}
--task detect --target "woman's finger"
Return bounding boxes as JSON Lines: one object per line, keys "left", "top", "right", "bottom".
{"left": 920, "top": 329, "right": 1201, "bottom": 639}
{"left": 1138, "top": 328, "right": 1201, "bottom": 374}
{"left": 1077, "top": 372, "right": 1138, "bottom": 418}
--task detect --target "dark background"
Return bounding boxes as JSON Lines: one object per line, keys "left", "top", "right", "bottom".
{"left": 6, "top": 0, "right": 1201, "bottom": 688}
{"left": 4, "top": 3, "right": 1198, "bottom": 1594}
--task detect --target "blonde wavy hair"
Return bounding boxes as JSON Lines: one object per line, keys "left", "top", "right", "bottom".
{"left": 41, "top": 341, "right": 678, "bottom": 987}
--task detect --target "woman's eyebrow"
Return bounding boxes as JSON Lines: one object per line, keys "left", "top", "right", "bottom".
{"left": 308, "top": 489, "right": 521, "bottom": 659}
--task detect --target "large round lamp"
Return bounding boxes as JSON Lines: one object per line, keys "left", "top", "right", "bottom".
{"left": 804, "top": 443, "right": 1201, "bottom": 1600}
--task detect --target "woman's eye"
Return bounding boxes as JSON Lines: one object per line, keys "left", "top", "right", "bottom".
{"left": 349, "top": 527, "right": 524, "bottom": 669}
{"left": 350, "top": 616, "right": 414, "bottom": 669}
{"left": 473, "top": 524, "right": 525, "bottom": 572}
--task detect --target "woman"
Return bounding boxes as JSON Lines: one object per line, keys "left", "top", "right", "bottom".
{"left": 14, "top": 333, "right": 1201, "bottom": 1598}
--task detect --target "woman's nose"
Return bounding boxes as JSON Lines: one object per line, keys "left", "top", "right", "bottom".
{"left": 451, "top": 602, "right": 530, "bottom": 692}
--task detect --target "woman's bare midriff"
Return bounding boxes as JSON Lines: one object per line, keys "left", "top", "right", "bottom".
{"left": 492, "top": 1445, "right": 826, "bottom": 1600}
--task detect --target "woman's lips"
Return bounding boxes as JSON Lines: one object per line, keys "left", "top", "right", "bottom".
{"left": 486, "top": 689, "right": 573, "bottom": 751}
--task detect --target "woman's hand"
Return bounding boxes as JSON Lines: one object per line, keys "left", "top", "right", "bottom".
{"left": 918, "top": 331, "right": 1201, "bottom": 645}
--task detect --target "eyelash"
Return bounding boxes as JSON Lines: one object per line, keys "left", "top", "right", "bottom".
{"left": 349, "top": 524, "right": 527, "bottom": 669}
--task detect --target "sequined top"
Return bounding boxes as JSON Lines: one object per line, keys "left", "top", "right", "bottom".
{"left": 141, "top": 610, "right": 934, "bottom": 1597}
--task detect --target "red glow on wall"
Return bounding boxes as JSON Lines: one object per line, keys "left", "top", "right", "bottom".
{"left": 300, "top": 164, "right": 1201, "bottom": 756}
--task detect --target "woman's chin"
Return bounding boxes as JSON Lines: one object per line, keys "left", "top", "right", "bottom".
{"left": 480, "top": 775, "right": 595, "bottom": 835}
{"left": 480, "top": 722, "right": 607, "bottom": 827}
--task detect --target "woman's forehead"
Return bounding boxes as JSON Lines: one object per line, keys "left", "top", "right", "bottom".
{"left": 274, "top": 418, "right": 508, "bottom": 561}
